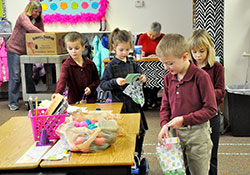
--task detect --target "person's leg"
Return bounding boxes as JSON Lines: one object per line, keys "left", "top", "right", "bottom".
{"left": 135, "top": 129, "right": 145, "bottom": 159}
{"left": 7, "top": 51, "right": 20, "bottom": 110}
{"left": 143, "top": 87, "right": 150, "bottom": 110}
{"left": 209, "top": 110, "right": 221, "bottom": 175}
{"left": 136, "top": 108, "right": 148, "bottom": 159}
{"left": 151, "top": 87, "right": 161, "bottom": 108}
{"left": 25, "top": 64, "right": 36, "bottom": 93}
{"left": 183, "top": 122, "right": 213, "bottom": 175}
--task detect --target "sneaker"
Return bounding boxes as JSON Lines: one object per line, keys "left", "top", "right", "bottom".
{"left": 8, "top": 104, "right": 19, "bottom": 111}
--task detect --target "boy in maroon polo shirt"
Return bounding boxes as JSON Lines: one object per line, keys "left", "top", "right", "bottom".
{"left": 156, "top": 34, "right": 217, "bottom": 175}
{"left": 54, "top": 32, "right": 100, "bottom": 104}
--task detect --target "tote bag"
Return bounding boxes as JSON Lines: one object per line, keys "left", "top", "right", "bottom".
{"left": 156, "top": 136, "right": 186, "bottom": 175}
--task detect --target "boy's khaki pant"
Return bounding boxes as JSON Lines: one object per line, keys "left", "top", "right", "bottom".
{"left": 170, "top": 121, "right": 212, "bottom": 175}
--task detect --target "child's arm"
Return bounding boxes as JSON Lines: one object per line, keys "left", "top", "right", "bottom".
{"left": 55, "top": 63, "right": 69, "bottom": 95}
{"left": 86, "top": 62, "right": 100, "bottom": 95}
{"left": 100, "top": 64, "right": 122, "bottom": 91}
{"left": 160, "top": 76, "right": 171, "bottom": 127}
{"left": 214, "top": 63, "right": 225, "bottom": 105}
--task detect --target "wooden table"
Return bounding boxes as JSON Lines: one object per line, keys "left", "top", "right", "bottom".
{"left": 75, "top": 103, "right": 140, "bottom": 134}
{"left": 0, "top": 103, "right": 140, "bottom": 175}
{"left": 0, "top": 117, "right": 38, "bottom": 170}
{"left": 76, "top": 102, "right": 123, "bottom": 114}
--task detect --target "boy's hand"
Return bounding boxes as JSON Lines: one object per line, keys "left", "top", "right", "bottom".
{"left": 116, "top": 78, "right": 126, "bottom": 86}
{"left": 138, "top": 74, "right": 147, "bottom": 83}
{"left": 84, "top": 87, "right": 91, "bottom": 95}
{"left": 158, "top": 124, "right": 169, "bottom": 145}
{"left": 166, "top": 116, "right": 184, "bottom": 129}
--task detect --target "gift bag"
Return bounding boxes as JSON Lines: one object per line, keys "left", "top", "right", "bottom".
{"left": 123, "top": 81, "right": 144, "bottom": 107}
{"left": 156, "top": 137, "right": 186, "bottom": 175}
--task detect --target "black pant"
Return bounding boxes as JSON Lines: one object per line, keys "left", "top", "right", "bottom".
{"left": 209, "top": 109, "right": 221, "bottom": 175}
{"left": 143, "top": 87, "right": 161, "bottom": 108}
{"left": 25, "top": 64, "right": 36, "bottom": 93}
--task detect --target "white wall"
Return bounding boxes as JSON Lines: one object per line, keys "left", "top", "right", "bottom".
{"left": 224, "top": 1, "right": 250, "bottom": 85}
{"left": 6, "top": 0, "right": 193, "bottom": 37}
{"left": 8, "top": 0, "right": 250, "bottom": 86}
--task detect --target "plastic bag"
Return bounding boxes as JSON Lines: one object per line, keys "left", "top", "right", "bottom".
{"left": 56, "top": 111, "right": 119, "bottom": 153}
{"left": 156, "top": 137, "right": 186, "bottom": 175}
{"left": 123, "top": 81, "right": 144, "bottom": 106}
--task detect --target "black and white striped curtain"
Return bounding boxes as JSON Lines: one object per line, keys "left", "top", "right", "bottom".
{"left": 193, "top": 0, "right": 224, "bottom": 65}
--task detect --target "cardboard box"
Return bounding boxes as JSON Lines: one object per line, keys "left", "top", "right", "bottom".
{"left": 26, "top": 32, "right": 67, "bottom": 55}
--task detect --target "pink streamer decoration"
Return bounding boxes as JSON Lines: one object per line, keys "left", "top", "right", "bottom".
{"left": 43, "top": 0, "right": 109, "bottom": 24}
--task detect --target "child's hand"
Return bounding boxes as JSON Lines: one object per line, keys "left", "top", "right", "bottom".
{"left": 166, "top": 116, "right": 184, "bottom": 129}
{"left": 84, "top": 87, "right": 91, "bottom": 95}
{"left": 138, "top": 74, "right": 147, "bottom": 83}
{"left": 158, "top": 124, "right": 169, "bottom": 145}
{"left": 116, "top": 78, "right": 126, "bottom": 86}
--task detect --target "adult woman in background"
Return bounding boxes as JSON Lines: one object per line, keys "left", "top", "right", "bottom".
{"left": 6, "top": 0, "right": 44, "bottom": 110}
{"left": 138, "top": 22, "right": 165, "bottom": 57}
{"left": 138, "top": 22, "right": 165, "bottom": 109}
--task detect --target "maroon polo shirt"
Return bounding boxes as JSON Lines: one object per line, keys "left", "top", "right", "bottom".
{"left": 202, "top": 61, "right": 225, "bottom": 106}
{"left": 56, "top": 56, "right": 100, "bottom": 104}
{"left": 160, "top": 61, "right": 217, "bottom": 127}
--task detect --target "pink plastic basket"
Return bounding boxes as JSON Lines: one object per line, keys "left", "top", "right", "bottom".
{"left": 28, "top": 108, "right": 67, "bottom": 141}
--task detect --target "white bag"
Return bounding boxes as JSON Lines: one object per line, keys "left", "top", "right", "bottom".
{"left": 156, "top": 137, "right": 186, "bottom": 175}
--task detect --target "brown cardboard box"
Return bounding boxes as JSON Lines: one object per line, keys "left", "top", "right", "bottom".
{"left": 25, "top": 32, "right": 67, "bottom": 55}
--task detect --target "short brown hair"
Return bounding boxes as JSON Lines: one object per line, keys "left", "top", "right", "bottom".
{"left": 156, "top": 33, "right": 189, "bottom": 58}
{"left": 64, "top": 32, "right": 85, "bottom": 47}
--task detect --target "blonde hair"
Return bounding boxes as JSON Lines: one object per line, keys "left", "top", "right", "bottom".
{"left": 24, "top": 0, "right": 43, "bottom": 23}
{"left": 188, "top": 29, "right": 215, "bottom": 67}
{"left": 156, "top": 33, "right": 189, "bottom": 58}
{"left": 109, "top": 28, "right": 131, "bottom": 52}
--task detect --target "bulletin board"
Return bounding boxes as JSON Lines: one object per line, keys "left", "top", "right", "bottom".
{"left": 41, "top": 0, "right": 109, "bottom": 24}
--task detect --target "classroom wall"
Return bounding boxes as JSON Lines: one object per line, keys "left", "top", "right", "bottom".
{"left": 9, "top": 0, "right": 250, "bottom": 86}
{"left": 224, "top": 1, "right": 250, "bottom": 86}
{"left": 6, "top": 0, "right": 193, "bottom": 37}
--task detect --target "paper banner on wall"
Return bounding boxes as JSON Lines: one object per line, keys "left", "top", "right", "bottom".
{"left": 41, "top": 0, "right": 109, "bottom": 24}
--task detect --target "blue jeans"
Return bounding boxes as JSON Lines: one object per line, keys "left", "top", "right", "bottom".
{"left": 209, "top": 107, "right": 221, "bottom": 175}
{"left": 7, "top": 51, "right": 21, "bottom": 106}
{"left": 7, "top": 51, "right": 36, "bottom": 106}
